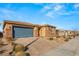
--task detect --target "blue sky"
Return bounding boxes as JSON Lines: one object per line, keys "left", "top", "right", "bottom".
{"left": 0, "top": 3, "right": 79, "bottom": 31}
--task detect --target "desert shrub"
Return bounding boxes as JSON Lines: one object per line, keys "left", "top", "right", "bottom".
{"left": 48, "top": 38, "right": 53, "bottom": 40}
{"left": 64, "top": 38, "right": 69, "bottom": 42}
{"left": 26, "top": 52, "right": 30, "bottom": 56}
{"left": 24, "top": 46, "right": 28, "bottom": 51}
{"left": 0, "top": 32, "right": 3, "bottom": 38}
{"left": 15, "top": 51, "right": 26, "bottom": 56}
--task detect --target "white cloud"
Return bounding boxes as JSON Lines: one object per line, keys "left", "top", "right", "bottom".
{"left": 45, "top": 10, "right": 79, "bottom": 18}
{"left": 40, "top": 4, "right": 65, "bottom": 18}
{"left": 74, "top": 4, "right": 79, "bottom": 8}
{"left": 43, "top": 6, "right": 51, "bottom": 10}
{"left": 40, "top": 4, "right": 79, "bottom": 18}
{"left": 54, "top": 5, "right": 62, "bottom": 11}
{"left": 45, "top": 5, "right": 64, "bottom": 17}
{"left": 0, "top": 9, "right": 19, "bottom": 20}
{"left": 41, "top": 4, "right": 63, "bottom": 12}
{"left": 0, "top": 8, "right": 31, "bottom": 21}
{"left": 40, "top": 5, "right": 52, "bottom": 13}
{"left": 46, "top": 11, "right": 53, "bottom": 18}
{"left": 54, "top": 4, "right": 64, "bottom": 11}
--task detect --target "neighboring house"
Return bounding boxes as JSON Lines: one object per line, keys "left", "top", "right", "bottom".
{"left": 56, "top": 29, "right": 66, "bottom": 37}
{"left": 56, "top": 29, "right": 79, "bottom": 39}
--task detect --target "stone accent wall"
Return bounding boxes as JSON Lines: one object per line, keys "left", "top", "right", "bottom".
{"left": 39, "top": 26, "right": 56, "bottom": 38}
{"left": 51, "top": 28, "right": 57, "bottom": 37}
{"left": 3, "top": 24, "right": 13, "bottom": 43}
{"left": 33, "top": 27, "right": 39, "bottom": 37}
{"left": 39, "top": 27, "right": 45, "bottom": 37}
{"left": 44, "top": 27, "right": 53, "bottom": 37}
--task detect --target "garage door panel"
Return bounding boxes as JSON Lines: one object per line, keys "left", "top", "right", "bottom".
{"left": 13, "top": 26, "right": 33, "bottom": 38}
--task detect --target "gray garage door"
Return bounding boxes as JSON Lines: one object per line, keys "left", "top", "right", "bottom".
{"left": 13, "top": 26, "right": 33, "bottom": 38}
